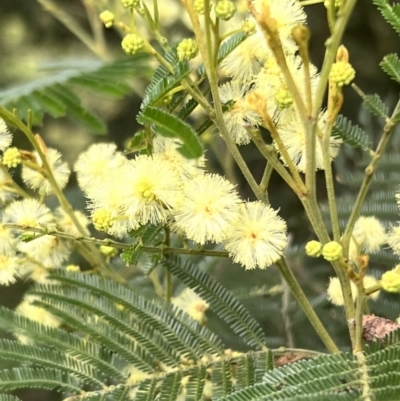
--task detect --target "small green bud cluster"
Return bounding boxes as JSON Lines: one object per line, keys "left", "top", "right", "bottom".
{"left": 177, "top": 38, "right": 199, "bottom": 62}
{"left": 322, "top": 241, "right": 343, "bottom": 261}
{"left": 381, "top": 265, "right": 400, "bottom": 293}
{"left": 306, "top": 240, "right": 343, "bottom": 261}
{"left": 305, "top": 240, "right": 323, "bottom": 257}
{"left": 3, "top": 147, "right": 21, "bottom": 168}
{"left": 121, "top": 0, "right": 140, "bottom": 8}
{"left": 215, "top": 0, "right": 236, "bottom": 21}
{"left": 194, "top": 0, "right": 210, "bottom": 15}
{"left": 121, "top": 33, "right": 145, "bottom": 55}
{"left": 242, "top": 19, "right": 256, "bottom": 36}
{"left": 324, "top": 0, "right": 343, "bottom": 8}
{"left": 329, "top": 61, "right": 355, "bottom": 87}
{"left": 99, "top": 10, "right": 115, "bottom": 28}
{"left": 100, "top": 245, "right": 118, "bottom": 257}
{"left": 93, "top": 209, "right": 114, "bottom": 232}
{"left": 275, "top": 87, "right": 293, "bottom": 109}
{"left": 158, "top": 91, "right": 174, "bottom": 106}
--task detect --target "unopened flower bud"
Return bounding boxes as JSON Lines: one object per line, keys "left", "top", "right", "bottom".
{"left": 100, "top": 245, "right": 118, "bottom": 257}
{"left": 121, "top": 33, "right": 145, "bottom": 55}
{"left": 194, "top": 0, "right": 212, "bottom": 14}
{"left": 66, "top": 264, "right": 80, "bottom": 272}
{"left": 242, "top": 19, "right": 256, "bottom": 35}
{"left": 215, "top": 0, "right": 236, "bottom": 21}
{"left": 321, "top": 241, "right": 343, "bottom": 261}
{"left": 324, "top": 0, "right": 343, "bottom": 9}
{"left": 3, "top": 147, "right": 21, "bottom": 168}
{"left": 381, "top": 265, "right": 400, "bottom": 293}
{"left": 177, "top": 38, "right": 199, "bottom": 62}
{"left": 99, "top": 10, "right": 115, "bottom": 28}
{"left": 158, "top": 91, "right": 174, "bottom": 106}
{"left": 275, "top": 87, "right": 293, "bottom": 109}
{"left": 93, "top": 209, "right": 114, "bottom": 232}
{"left": 329, "top": 61, "right": 355, "bottom": 86}
{"left": 305, "top": 240, "right": 323, "bottom": 257}
{"left": 121, "top": 0, "right": 140, "bottom": 8}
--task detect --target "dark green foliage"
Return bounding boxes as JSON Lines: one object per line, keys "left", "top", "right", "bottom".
{"left": 331, "top": 115, "right": 371, "bottom": 150}
{"left": 0, "top": 269, "right": 400, "bottom": 399}
{"left": 0, "top": 56, "right": 150, "bottom": 134}
{"left": 372, "top": 0, "right": 400, "bottom": 34}
{"left": 137, "top": 106, "right": 203, "bottom": 158}
{"left": 380, "top": 53, "right": 400, "bottom": 83}
{"left": 162, "top": 256, "right": 266, "bottom": 349}
{"left": 362, "top": 94, "right": 389, "bottom": 119}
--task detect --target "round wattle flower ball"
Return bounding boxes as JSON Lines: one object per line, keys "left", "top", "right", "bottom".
{"left": 174, "top": 174, "right": 241, "bottom": 245}
{"left": 223, "top": 201, "right": 287, "bottom": 269}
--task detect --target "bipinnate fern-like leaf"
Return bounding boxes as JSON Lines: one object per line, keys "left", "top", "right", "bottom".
{"left": 137, "top": 106, "right": 203, "bottom": 158}
{"left": 372, "top": 0, "right": 400, "bottom": 34}
{"left": 380, "top": 53, "right": 400, "bottom": 83}
{"left": 362, "top": 94, "right": 389, "bottom": 119}
{"left": 0, "top": 367, "right": 83, "bottom": 394}
{"left": 162, "top": 256, "right": 266, "bottom": 349}
{"left": 0, "top": 396, "right": 22, "bottom": 401}
{"left": 331, "top": 114, "right": 371, "bottom": 150}
{"left": 0, "top": 269, "right": 400, "bottom": 399}
{"left": 0, "top": 56, "right": 149, "bottom": 134}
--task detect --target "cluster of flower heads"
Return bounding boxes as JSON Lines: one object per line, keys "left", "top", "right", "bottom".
{"left": 0, "top": 119, "right": 89, "bottom": 288}
{"left": 76, "top": 138, "right": 288, "bottom": 270}
{"left": 217, "top": 0, "right": 345, "bottom": 171}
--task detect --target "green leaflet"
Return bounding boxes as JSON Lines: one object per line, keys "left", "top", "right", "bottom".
{"left": 137, "top": 106, "right": 203, "bottom": 158}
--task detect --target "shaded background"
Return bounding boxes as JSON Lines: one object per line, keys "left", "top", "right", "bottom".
{"left": 0, "top": 1, "right": 399, "bottom": 400}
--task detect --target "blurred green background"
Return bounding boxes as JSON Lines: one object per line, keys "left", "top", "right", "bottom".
{"left": 0, "top": 1, "right": 399, "bottom": 400}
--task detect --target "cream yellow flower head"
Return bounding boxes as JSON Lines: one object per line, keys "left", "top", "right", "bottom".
{"left": 174, "top": 174, "right": 241, "bottom": 245}
{"left": 22, "top": 148, "right": 70, "bottom": 195}
{"left": 0, "top": 118, "right": 13, "bottom": 152}
{"left": 152, "top": 136, "right": 205, "bottom": 179}
{"left": 118, "top": 154, "right": 182, "bottom": 226}
{"left": 219, "top": 81, "right": 261, "bottom": 145}
{"left": 172, "top": 288, "right": 209, "bottom": 324}
{"left": 352, "top": 216, "right": 386, "bottom": 254}
{"left": 223, "top": 201, "right": 287, "bottom": 269}
{"left": 327, "top": 277, "right": 357, "bottom": 306}
{"left": 74, "top": 143, "right": 127, "bottom": 196}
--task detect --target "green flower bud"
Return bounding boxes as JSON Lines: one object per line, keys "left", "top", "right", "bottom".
{"left": 381, "top": 265, "right": 400, "bottom": 293}
{"left": 100, "top": 245, "right": 118, "bottom": 257}
{"left": 3, "top": 147, "right": 21, "bottom": 168}
{"left": 329, "top": 61, "right": 355, "bottom": 87}
{"left": 158, "top": 91, "right": 174, "bottom": 106}
{"left": 177, "top": 38, "right": 199, "bottom": 62}
{"left": 194, "top": 0, "right": 210, "bottom": 15}
{"left": 99, "top": 10, "right": 115, "bottom": 28}
{"left": 324, "top": 0, "right": 343, "bottom": 9}
{"left": 66, "top": 264, "right": 80, "bottom": 272}
{"left": 242, "top": 19, "right": 256, "bottom": 36}
{"left": 321, "top": 241, "right": 343, "bottom": 262}
{"left": 215, "top": 0, "right": 236, "bottom": 21}
{"left": 93, "top": 209, "right": 114, "bottom": 232}
{"left": 121, "top": 0, "right": 140, "bottom": 8}
{"left": 305, "top": 240, "right": 323, "bottom": 257}
{"left": 275, "top": 87, "right": 293, "bottom": 109}
{"left": 121, "top": 33, "right": 145, "bottom": 55}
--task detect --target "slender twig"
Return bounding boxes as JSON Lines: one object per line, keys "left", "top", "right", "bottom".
{"left": 281, "top": 275, "right": 295, "bottom": 348}
{"left": 181, "top": 0, "right": 263, "bottom": 200}
{"left": 342, "top": 98, "right": 400, "bottom": 256}
{"left": 277, "top": 258, "right": 339, "bottom": 353}
{"left": 3, "top": 223, "right": 231, "bottom": 258}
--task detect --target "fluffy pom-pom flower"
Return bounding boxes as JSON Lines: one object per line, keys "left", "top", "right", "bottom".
{"left": 174, "top": 174, "right": 241, "bottom": 245}
{"left": 223, "top": 201, "right": 287, "bottom": 269}
{"left": 22, "top": 148, "right": 70, "bottom": 195}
